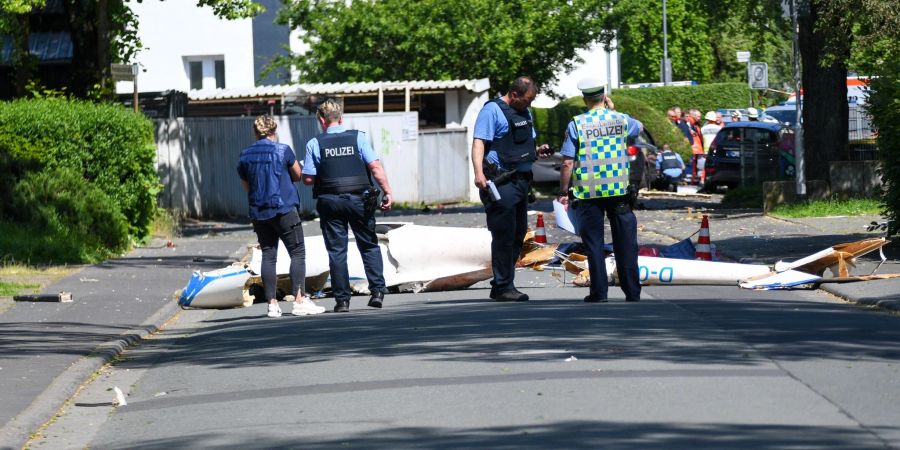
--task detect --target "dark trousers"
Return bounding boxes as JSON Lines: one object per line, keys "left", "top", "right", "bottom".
{"left": 480, "top": 176, "right": 530, "bottom": 292}
{"left": 573, "top": 195, "right": 641, "bottom": 301}
{"left": 252, "top": 209, "right": 306, "bottom": 301}
{"left": 316, "top": 193, "right": 386, "bottom": 302}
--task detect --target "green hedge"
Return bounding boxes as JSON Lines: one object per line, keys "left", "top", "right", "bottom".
{"left": 0, "top": 168, "right": 131, "bottom": 263}
{"left": 534, "top": 95, "right": 692, "bottom": 162}
{"left": 870, "top": 60, "right": 900, "bottom": 236}
{"left": 0, "top": 98, "right": 158, "bottom": 241}
{"left": 612, "top": 82, "right": 750, "bottom": 113}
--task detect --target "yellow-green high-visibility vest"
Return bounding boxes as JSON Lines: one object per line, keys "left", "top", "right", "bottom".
{"left": 571, "top": 109, "right": 630, "bottom": 199}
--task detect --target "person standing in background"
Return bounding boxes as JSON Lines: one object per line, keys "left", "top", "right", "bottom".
{"left": 238, "top": 115, "right": 326, "bottom": 318}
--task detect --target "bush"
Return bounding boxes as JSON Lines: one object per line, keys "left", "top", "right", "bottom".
{"left": 870, "top": 60, "right": 900, "bottom": 236}
{"left": 612, "top": 82, "right": 750, "bottom": 113}
{"left": 533, "top": 96, "right": 693, "bottom": 162}
{"left": 0, "top": 98, "right": 159, "bottom": 241}
{"left": 1, "top": 167, "right": 130, "bottom": 263}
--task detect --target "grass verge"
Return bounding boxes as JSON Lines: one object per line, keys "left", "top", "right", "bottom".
{"left": 0, "top": 280, "right": 40, "bottom": 296}
{"left": 770, "top": 198, "right": 882, "bottom": 218}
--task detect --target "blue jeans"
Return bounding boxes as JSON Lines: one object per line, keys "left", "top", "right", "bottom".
{"left": 316, "top": 193, "right": 386, "bottom": 302}
{"left": 252, "top": 209, "right": 305, "bottom": 300}
{"left": 573, "top": 195, "right": 641, "bottom": 301}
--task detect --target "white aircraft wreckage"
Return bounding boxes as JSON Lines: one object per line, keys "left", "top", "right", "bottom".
{"left": 177, "top": 222, "right": 897, "bottom": 309}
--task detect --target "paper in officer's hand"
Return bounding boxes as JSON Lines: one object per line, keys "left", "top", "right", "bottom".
{"left": 553, "top": 199, "right": 579, "bottom": 234}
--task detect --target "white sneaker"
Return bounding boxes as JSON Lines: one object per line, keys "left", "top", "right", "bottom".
{"left": 267, "top": 303, "right": 283, "bottom": 318}
{"left": 292, "top": 298, "right": 326, "bottom": 316}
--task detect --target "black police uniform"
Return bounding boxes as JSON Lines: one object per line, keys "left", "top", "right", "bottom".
{"left": 313, "top": 130, "right": 386, "bottom": 307}
{"left": 480, "top": 98, "right": 536, "bottom": 300}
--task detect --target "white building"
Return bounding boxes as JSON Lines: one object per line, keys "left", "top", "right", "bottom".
{"left": 115, "top": 0, "right": 296, "bottom": 95}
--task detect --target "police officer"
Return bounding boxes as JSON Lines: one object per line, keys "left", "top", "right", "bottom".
{"left": 655, "top": 144, "right": 686, "bottom": 192}
{"left": 237, "top": 115, "right": 326, "bottom": 318}
{"left": 471, "top": 76, "right": 552, "bottom": 302}
{"left": 302, "top": 99, "right": 393, "bottom": 312}
{"left": 558, "top": 78, "right": 643, "bottom": 303}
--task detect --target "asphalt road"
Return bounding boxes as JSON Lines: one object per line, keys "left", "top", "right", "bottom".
{"left": 31, "top": 275, "right": 900, "bottom": 449}
{"left": 23, "top": 196, "right": 900, "bottom": 450}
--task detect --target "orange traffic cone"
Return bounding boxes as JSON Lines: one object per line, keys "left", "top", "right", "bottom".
{"left": 534, "top": 212, "right": 547, "bottom": 244}
{"left": 695, "top": 214, "right": 712, "bottom": 260}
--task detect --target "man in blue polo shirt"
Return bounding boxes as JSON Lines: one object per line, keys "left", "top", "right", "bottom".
{"left": 303, "top": 99, "right": 394, "bottom": 313}
{"left": 471, "top": 76, "right": 552, "bottom": 302}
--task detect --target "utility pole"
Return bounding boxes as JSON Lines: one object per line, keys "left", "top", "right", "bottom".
{"left": 661, "top": 0, "right": 670, "bottom": 85}
{"left": 792, "top": 0, "right": 806, "bottom": 196}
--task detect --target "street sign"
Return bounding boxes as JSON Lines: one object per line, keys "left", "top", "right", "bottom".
{"left": 736, "top": 51, "right": 751, "bottom": 63}
{"left": 749, "top": 62, "right": 769, "bottom": 89}
{"left": 111, "top": 63, "right": 138, "bottom": 81}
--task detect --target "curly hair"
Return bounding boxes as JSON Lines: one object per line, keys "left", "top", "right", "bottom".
{"left": 316, "top": 98, "right": 343, "bottom": 123}
{"left": 253, "top": 115, "right": 278, "bottom": 138}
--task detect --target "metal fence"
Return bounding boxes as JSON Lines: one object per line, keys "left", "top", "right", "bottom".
{"left": 155, "top": 116, "right": 319, "bottom": 218}
{"left": 418, "top": 128, "right": 469, "bottom": 204}
{"left": 848, "top": 105, "right": 877, "bottom": 161}
{"left": 154, "top": 114, "right": 470, "bottom": 218}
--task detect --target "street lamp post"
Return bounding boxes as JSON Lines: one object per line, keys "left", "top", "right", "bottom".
{"left": 662, "top": 0, "right": 670, "bottom": 85}
{"left": 792, "top": 0, "right": 806, "bottom": 196}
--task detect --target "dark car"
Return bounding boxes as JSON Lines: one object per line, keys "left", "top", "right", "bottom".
{"left": 762, "top": 105, "right": 799, "bottom": 126}
{"left": 703, "top": 122, "right": 795, "bottom": 191}
{"left": 533, "top": 128, "right": 658, "bottom": 190}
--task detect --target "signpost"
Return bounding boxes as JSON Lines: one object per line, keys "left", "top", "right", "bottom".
{"left": 736, "top": 51, "right": 751, "bottom": 106}
{"left": 111, "top": 63, "right": 140, "bottom": 113}
{"left": 749, "top": 62, "right": 768, "bottom": 90}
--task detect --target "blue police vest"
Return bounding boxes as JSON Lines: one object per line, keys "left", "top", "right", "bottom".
{"left": 659, "top": 151, "right": 682, "bottom": 171}
{"left": 314, "top": 130, "right": 371, "bottom": 197}
{"left": 238, "top": 139, "right": 300, "bottom": 220}
{"left": 489, "top": 98, "right": 536, "bottom": 166}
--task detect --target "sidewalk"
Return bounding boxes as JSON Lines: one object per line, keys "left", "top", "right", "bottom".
{"left": 0, "top": 226, "right": 253, "bottom": 449}
{"left": 1, "top": 200, "right": 898, "bottom": 449}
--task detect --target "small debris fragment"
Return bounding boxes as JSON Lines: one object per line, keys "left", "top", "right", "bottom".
{"left": 113, "top": 386, "right": 127, "bottom": 407}
{"left": 79, "top": 278, "right": 99, "bottom": 283}
{"left": 564, "top": 356, "right": 578, "bottom": 362}
{"left": 13, "top": 292, "right": 73, "bottom": 303}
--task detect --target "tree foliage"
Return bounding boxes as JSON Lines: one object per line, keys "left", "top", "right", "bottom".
{"left": 276, "top": 0, "right": 612, "bottom": 94}
{"left": 0, "top": 0, "right": 264, "bottom": 99}
{"left": 610, "top": 0, "right": 792, "bottom": 87}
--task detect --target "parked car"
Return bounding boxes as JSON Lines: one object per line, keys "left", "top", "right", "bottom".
{"left": 762, "top": 104, "right": 799, "bottom": 127}
{"left": 702, "top": 122, "right": 795, "bottom": 191}
{"left": 533, "top": 128, "right": 658, "bottom": 190}
{"left": 717, "top": 108, "right": 780, "bottom": 124}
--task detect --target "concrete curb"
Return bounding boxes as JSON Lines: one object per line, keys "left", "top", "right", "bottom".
{"left": 818, "top": 284, "right": 900, "bottom": 314}
{"left": 0, "top": 300, "right": 182, "bottom": 450}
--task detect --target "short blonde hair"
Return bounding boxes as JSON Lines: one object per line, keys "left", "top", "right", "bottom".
{"left": 253, "top": 115, "right": 277, "bottom": 138}
{"left": 316, "top": 98, "right": 343, "bottom": 123}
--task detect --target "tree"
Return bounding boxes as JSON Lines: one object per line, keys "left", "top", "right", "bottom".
{"left": 797, "top": 0, "right": 853, "bottom": 180}
{"left": 0, "top": 1, "right": 46, "bottom": 96}
{"left": 275, "top": 0, "right": 612, "bottom": 94}
{"left": 610, "top": 0, "right": 714, "bottom": 83}
{"left": 609, "top": 0, "right": 792, "bottom": 87}
{"left": 0, "top": 0, "right": 264, "bottom": 99}
{"left": 817, "top": 0, "right": 900, "bottom": 233}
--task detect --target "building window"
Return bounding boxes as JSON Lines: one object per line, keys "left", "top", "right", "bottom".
{"left": 184, "top": 56, "right": 225, "bottom": 90}
{"left": 189, "top": 61, "right": 203, "bottom": 90}
{"left": 215, "top": 60, "right": 225, "bottom": 89}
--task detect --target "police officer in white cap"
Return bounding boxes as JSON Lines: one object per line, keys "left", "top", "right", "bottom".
{"left": 558, "top": 78, "right": 643, "bottom": 303}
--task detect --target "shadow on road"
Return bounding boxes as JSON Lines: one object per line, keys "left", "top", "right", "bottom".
{"left": 95, "top": 420, "right": 882, "bottom": 449}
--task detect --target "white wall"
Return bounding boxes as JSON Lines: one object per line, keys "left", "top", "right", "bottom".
{"left": 115, "top": 2, "right": 255, "bottom": 94}
{"left": 533, "top": 41, "right": 620, "bottom": 108}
